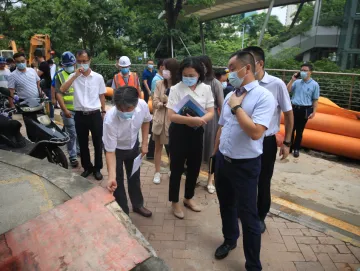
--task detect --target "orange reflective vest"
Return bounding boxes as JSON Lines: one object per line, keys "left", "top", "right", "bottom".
{"left": 114, "top": 72, "right": 140, "bottom": 91}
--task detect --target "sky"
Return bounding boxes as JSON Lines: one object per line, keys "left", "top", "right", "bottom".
{"left": 258, "top": 6, "right": 289, "bottom": 25}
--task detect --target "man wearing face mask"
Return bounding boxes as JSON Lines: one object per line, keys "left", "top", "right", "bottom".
{"left": 55, "top": 51, "right": 79, "bottom": 168}
{"left": 112, "top": 56, "right": 141, "bottom": 98}
{"left": 60, "top": 49, "right": 106, "bottom": 180}
{"left": 142, "top": 59, "right": 157, "bottom": 103}
{"left": 287, "top": 63, "right": 319, "bottom": 158}
{"left": 104, "top": 86, "right": 153, "bottom": 218}
{"left": 242, "top": 46, "right": 293, "bottom": 234}
{"left": 213, "top": 51, "right": 275, "bottom": 270}
{"left": 151, "top": 59, "right": 165, "bottom": 93}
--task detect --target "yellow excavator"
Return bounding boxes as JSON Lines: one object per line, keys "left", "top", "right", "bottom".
{"left": 0, "top": 34, "right": 18, "bottom": 59}
{"left": 29, "top": 34, "right": 52, "bottom": 64}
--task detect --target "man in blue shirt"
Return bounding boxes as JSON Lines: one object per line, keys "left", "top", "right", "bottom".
{"left": 213, "top": 51, "right": 275, "bottom": 271}
{"left": 151, "top": 59, "right": 164, "bottom": 93}
{"left": 142, "top": 59, "right": 157, "bottom": 103}
{"left": 287, "top": 63, "right": 320, "bottom": 158}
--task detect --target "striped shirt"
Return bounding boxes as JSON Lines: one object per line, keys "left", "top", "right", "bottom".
{"left": 8, "top": 68, "right": 40, "bottom": 99}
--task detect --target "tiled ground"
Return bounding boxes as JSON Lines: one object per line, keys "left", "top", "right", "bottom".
{"left": 16, "top": 113, "right": 360, "bottom": 271}
{"left": 71, "top": 148, "right": 360, "bottom": 271}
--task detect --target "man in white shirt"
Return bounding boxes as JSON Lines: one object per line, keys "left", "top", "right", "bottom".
{"left": 104, "top": 86, "right": 153, "bottom": 218}
{"left": 213, "top": 51, "right": 275, "bottom": 271}
{"left": 0, "top": 57, "right": 11, "bottom": 88}
{"left": 60, "top": 50, "right": 106, "bottom": 181}
{"left": 243, "top": 46, "right": 294, "bottom": 233}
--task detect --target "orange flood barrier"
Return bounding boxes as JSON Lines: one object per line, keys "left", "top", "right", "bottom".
{"left": 105, "top": 87, "right": 113, "bottom": 98}
{"left": 281, "top": 113, "right": 360, "bottom": 139}
{"left": 317, "top": 97, "right": 360, "bottom": 120}
{"left": 279, "top": 125, "right": 360, "bottom": 159}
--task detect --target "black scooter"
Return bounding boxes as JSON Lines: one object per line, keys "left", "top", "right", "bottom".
{"left": 0, "top": 87, "right": 69, "bottom": 169}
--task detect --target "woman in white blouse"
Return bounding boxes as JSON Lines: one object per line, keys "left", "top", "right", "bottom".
{"left": 167, "top": 57, "right": 215, "bottom": 219}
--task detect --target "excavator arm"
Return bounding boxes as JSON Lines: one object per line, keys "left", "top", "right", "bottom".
{"left": 29, "top": 34, "right": 51, "bottom": 64}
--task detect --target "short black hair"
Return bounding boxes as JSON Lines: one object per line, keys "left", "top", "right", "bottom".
{"left": 199, "top": 55, "right": 214, "bottom": 81}
{"left": 6, "top": 57, "right": 14, "bottom": 63}
{"left": 13, "top": 52, "right": 26, "bottom": 60}
{"left": 147, "top": 59, "right": 153, "bottom": 63}
{"left": 231, "top": 51, "right": 256, "bottom": 73}
{"left": 301, "top": 63, "right": 313, "bottom": 71}
{"left": 215, "top": 70, "right": 227, "bottom": 80}
{"left": 47, "top": 59, "right": 54, "bottom": 65}
{"left": 242, "top": 46, "right": 265, "bottom": 66}
{"left": 76, "top": 49, "right": 91, "bottom": 59}
{"left": 179, "top": 57, "right": 205, "bottom": 83}
{"left": 157, "top": 59, "right": 164, "bottom": 69}
{"left": 113, "top": 86, "right": 139, "bottom": 108}
{"left": 34, "top": 49, "right": 44, "bottom": 57}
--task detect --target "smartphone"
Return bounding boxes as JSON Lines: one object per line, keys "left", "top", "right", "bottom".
{"left": 295, "top": 72, "right": 300, "bottom": 79}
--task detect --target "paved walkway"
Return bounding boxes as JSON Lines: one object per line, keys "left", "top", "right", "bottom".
{"left": 71, "top": 154, "right": 360, "bottom": 271}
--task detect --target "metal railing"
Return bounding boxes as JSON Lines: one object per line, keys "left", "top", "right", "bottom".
{"left": 92, "top": 64, "right": 360, "bottom": 111}
{"left": 266, "top": 69, "right": 360, "bottom": 111}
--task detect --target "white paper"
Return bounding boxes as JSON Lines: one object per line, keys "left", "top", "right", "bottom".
{"left": 131, "top": 154, "right": 142, "bottom": 178}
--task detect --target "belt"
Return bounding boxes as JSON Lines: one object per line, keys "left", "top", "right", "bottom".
{"left": 292, "top": 105, "right": 312, "bottom": 109}
{"left": 223, "top": 155, "right": 259, "bottom": 164}
{"left": 265, "top": 134, "right": 276, "bottom": 138}
{"left": 75, "top": 109, "right": 100, "bottom": 115}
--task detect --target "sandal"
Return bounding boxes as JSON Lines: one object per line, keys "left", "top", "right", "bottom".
{"left": 207, "top": 184, "right": 216, "bottom": 194}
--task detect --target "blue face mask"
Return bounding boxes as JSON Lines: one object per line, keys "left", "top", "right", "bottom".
{"left": 64, "top": 66, "right": 75, "bottom": 73}
{"left": 148, "top": 64, "right": 154, "bottom": 69}
{"left": 117, "top": 109, "right": 134, "bottom": 120}
{"left": 221, "top": 82, "right": 227, "bottom": 89}
{"left": 16, "top": 63, "right": 26, "bottom": 70}
{"left": 121, "top": 68, "right": 130, "bottom": 75}
{"left": 76, "top": 63, "right": 89, "bottom": 72}
{"left": 300, "top": 71, "right": 308, "bottom": 79}
{"left": 228, "top": 67, "right": 246, "bottom": 89}
{"left": 182, "top": 76, "right": 198, "bottom": 87}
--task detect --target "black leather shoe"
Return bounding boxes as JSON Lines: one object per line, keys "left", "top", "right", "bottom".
{"left": 81, "top": 169, "right": 93, "bottom": 178}
{"left": 215, "top": 243, "right": 236, "bottom": 260}
{"left": 260, "top": 220, "right": 266, "bottom": 234}
{"left": 293, "top": 149, "right": 300, "bottom": 158}
{"left": 94, "top": 171, "right": 103, "bottom": 181}
{"left": 133, "top": 207, "right": 152, "bottom": 217}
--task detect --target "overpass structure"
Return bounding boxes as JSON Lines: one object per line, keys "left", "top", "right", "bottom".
{"left": 183, "top": 0, "right": 313, "bottom": 54}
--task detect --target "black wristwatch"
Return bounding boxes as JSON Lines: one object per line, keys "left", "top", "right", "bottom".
{"left": 231, "top": 105, "right": 242, "bottom": 115}
{"left": 283, "top": 141, "right": 291, "bottom": 147}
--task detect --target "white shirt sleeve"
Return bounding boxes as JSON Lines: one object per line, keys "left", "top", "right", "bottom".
{"left": 166, "top": 85, "right": 179, "bottom": 111}
{"left": 102, "top": 117, "right": 117, "bottom": 152}
{"left": 252, "top": 91, "right": 276, "bottom": 129}
{"left": 66, "top": 73, "right": 75, "bottom": 87}
{"left": 277, "top": 80, "right": 292, "bottom": 113}
{"left": 99, "top": 75, "right": 106, "bottom": 95}
{"left": 205, "top": 84, "right": 215, "bottom": 109}
{"left": 143, "top": 104, "right": 152, "bottom": 123}
{"left": 7, "top": 73, "right": 15, "bottom": 89}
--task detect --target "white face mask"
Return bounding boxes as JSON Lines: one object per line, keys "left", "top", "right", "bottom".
{"left": 163, "top": 69, "right": 171, "bottom": 79}
{"left": 228, "top": 66, "right": 246, "bottom": 89}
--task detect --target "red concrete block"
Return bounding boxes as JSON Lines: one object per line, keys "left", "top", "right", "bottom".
{"left": 2, "top": 187, "right": 151, "bottom": 271}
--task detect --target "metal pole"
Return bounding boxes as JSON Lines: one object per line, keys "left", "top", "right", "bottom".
{"left": 200, "top": 22, "right": 205, "bottom": 55}
{"left": 348, "top": 75, "right": 354, "bottom": 109}
{"left": 171, "top": 36, "right": 174, "bottom": 58}
{"left": 312, "top": 0, "right": 321, "bottom": 28}
{"left": 154, "top": 37, "right": 164, "bottom": 56}
{"left": 241, "top": 25, "right": 245, "bottom": 49}
{"left": 258, "top": 0, "right": 275, "bottom": 46}
{"left": 179, "top": 36, "right": 191, "bottom": 56}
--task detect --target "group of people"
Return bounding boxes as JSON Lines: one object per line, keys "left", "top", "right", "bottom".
{"left": 1, "top": 46, "right": 320, "bottom": 270}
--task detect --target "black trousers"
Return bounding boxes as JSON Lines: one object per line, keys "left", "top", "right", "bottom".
{"left": 143, "top": 88, "right": 150, "bottom": 103}
{"left": 215, "top": 151, "right": 262, "bottom": 271}
{"left": 74, "top": 111, "right": 103, "bottom": 171}
{"left": 291, "top": 107, "right": 309, "bottom": 151}
{"left": 113, "top": 141, "right": 144, "bottom": 215}
{"left": 168, "top": 123, "right": 203, "bottom": 202}
{"left": 147, "top": 121, "right": 155, "bottom": 158}
{"left": 257, "top": 135, "right": 277, "bottom": 221}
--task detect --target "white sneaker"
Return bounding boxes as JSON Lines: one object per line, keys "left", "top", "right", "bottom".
{"left": 153, "top": 172, "right": 161, "bottom": 184}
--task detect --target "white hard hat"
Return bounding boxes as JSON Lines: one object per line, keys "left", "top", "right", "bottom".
{"left": 119, "top": 56, "right": 131, "bottom": 67}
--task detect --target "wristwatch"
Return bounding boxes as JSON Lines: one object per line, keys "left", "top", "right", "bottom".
{"left": 283, "top": 141, "right": 291, "bottom": 147}
{"left": 231, "top": 105, "right": 242, "bottom": 115}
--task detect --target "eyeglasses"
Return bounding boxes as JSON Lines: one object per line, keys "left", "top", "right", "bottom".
{"left": 76, "top": 60, "right": 90, "bottom": 64}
